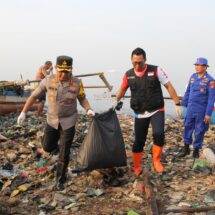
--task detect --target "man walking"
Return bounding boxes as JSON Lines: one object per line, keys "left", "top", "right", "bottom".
{"left": 18, "top": 55, "right": 95, "bottom": 190}
{"left": 114, "top": 47, "right": 181, "bottom": 175}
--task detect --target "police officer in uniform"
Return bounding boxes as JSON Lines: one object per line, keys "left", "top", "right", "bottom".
{"left": 113, "top": 48, "right": 181, "bottom": 175}
{"left": 17, "top": 55, "right": 95, "bottom": 190}
{"left": 180, "top": 57, "right": 215, "bottom": 158}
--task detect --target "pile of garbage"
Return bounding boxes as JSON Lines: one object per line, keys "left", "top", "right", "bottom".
{"left": 0, "top": 112, "right": 215, "bottom": 215}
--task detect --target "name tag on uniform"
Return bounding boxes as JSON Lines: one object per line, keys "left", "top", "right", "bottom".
{"left": 148, "top": 72, "right": 154, "bottom": 76}
{"left": 200, "top": 82, "right": 207, "bottom": 86}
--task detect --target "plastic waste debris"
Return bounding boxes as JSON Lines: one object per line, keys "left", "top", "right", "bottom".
{"left": 127, "top": 210, "right": 140, "bottom": 215}
{"left": 192, "top": 159, "right": 209, "bottom": 170}
{"left": 192, "top": 158, "right": 212, "bottom": 174}
{"left": 86, "top": 188, "right": 104, "bottom": 197}
{"left": 147, "top": 142, "right": 153, "bottom": 153}
{"left": 208, "top": 189, "right": 215, "bottom": 200}
{"left": 0, "top": 134, "right": 8, "bottom": 141}
{"left": 10, "top": 184, "right": 29, "bottom": 198}
{"left": 2, "top": 162, "right": 13, "bottom": 171}
{"left": 0, "top": 162, "right": 14, "bottom": 177}
{"left": 1, "top": 180, "right": 12, "bottom": 191}
{"left": 133, "top": 179, "right": 145, "bottom": 191}
{"left": 37, "top": 160, "right": 48, "bottom": 172}
{"left": 0, "top": 168, "right": 14, "bottom": 177}
{"left": 203, "top": 148, "right": 215, "bottom": 166}
{"left": 37, "top": 160, "right": 47, "bottom": 168}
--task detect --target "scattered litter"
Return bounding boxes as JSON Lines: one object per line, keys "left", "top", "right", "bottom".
{"left": 0, "top": 112, "right": 215, "bottom": 214}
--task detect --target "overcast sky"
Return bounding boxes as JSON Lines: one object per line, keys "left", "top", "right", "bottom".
{"left": 1, "top": 0, "right": 215, "bottom": 95}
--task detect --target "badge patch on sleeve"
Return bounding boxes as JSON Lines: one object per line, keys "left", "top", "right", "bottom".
{"left": 78, "top": 81, "right": 86, "bottom": 99}
{"left": 210, "top": 81, "right": 215, "bottom": 88}
{"left": 190, "top": 78, "right": 195, "bottom": 83}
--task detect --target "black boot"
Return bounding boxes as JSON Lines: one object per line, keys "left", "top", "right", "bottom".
{"left": 193, "top": 148, "right": 199, "bottom": 158}
{"left": 54, "top": 161, "right": 68, "bottom": 191}
{"left": 178, "top": 144, "right": 190, "bottom": 157}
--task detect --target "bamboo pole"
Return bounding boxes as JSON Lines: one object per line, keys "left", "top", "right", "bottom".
{"left": 111, "top": 95, "right": 183, "bottom": 100}
{"left": 98, "top": 73, "right": 113, "bottom": 91}
{"left": 0, "top": 72, "right": 113, "bottom": 91}
{"left": 75, "top": 72, "right": 104, "bottom": 77}
{"left": 83, "top": 86, "right": 111, "bottom": 88}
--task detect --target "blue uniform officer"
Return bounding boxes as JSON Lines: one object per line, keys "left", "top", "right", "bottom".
{"left": 180, "top": 57, "right": 215, "bottom": 158}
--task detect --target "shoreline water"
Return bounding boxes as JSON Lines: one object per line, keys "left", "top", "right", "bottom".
{"left": 78, "top": 93, "right": 177, "bottom": 119}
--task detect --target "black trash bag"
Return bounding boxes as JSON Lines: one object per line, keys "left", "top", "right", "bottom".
{"left": 74, "top": 108, "right": 127, "bottom": 172}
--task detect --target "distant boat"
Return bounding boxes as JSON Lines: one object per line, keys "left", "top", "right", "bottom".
{"left": 0, "top": 73, "right": 112, "bottom": 115}
{"left": 0, "top": 83, "right": 38, "bottom": 115}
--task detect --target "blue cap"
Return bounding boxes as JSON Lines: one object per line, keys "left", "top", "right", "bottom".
{"left": 194, "top": 57, "right": 209, "bottom": 67}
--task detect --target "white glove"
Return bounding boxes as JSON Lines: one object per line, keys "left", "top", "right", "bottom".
{"left": 87, "top": 109, "right": 95, "bottom": 116}
{"left": 175, "top": 105, "right": 182, "bottom": 118}
{"left": 17, "top": 112, "right": 26, "bottom": 125}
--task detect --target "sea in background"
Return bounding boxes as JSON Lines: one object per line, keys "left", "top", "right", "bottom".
{"left": 77, "top": 90, "right": 177, "bottom": 119}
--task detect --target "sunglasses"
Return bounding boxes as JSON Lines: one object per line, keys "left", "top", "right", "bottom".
{"left": 132, "top": 61, "right": 144, "bottom": 66}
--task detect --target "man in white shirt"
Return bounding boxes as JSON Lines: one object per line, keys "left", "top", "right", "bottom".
{"left": 114, "top": 47, "right": 181, "bottom": 175}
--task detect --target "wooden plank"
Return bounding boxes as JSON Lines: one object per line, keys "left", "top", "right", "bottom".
{"left": 143, "top": 172, "right": 159, "bottom": 215}
{"left": 161, "top": 206, "right": 215, "bottom": 213}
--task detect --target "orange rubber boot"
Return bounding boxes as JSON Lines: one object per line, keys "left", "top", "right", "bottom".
{"left": 152, "top": 145, "right": 164, "bottom": 173}
{"left": 132, "top": 152, "right": 142, "bottom": 176}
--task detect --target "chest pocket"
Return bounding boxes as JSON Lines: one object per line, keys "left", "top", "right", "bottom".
{"left": 192, "top": 83, "right": 207, "bottom": 94}
{"left": 128, "top": 79, "right": 136, "bottom": 90}
{"left": 64, "top": 90, "right": 76, "bottom": 105}
{"left": 199, "top": 85, "right": 207, "bottom": 94}
{"left": 148, "top": 76, "right": 158, "bottom": 88}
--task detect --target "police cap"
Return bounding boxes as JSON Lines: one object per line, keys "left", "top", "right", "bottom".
{"left": 56, "top": 55, "right": 73, "bottom": 72}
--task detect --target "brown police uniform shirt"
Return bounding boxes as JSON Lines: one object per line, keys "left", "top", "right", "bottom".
{"left": 32, "top": 74, "right": 87, "bottom": 130}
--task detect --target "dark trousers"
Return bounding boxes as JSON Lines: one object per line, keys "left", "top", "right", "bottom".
{"left": 132, "top": 111, "right": 165, "bottom": 152}
{"left": 42, "top": 124, "right": 75, "bottom": 183}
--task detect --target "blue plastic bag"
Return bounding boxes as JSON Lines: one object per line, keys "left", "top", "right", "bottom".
{"left": 211, "top": 109, "right": 215, "bottom": 124}
{"left": 182, "top": 107, "right": 187, "bottom": 119}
